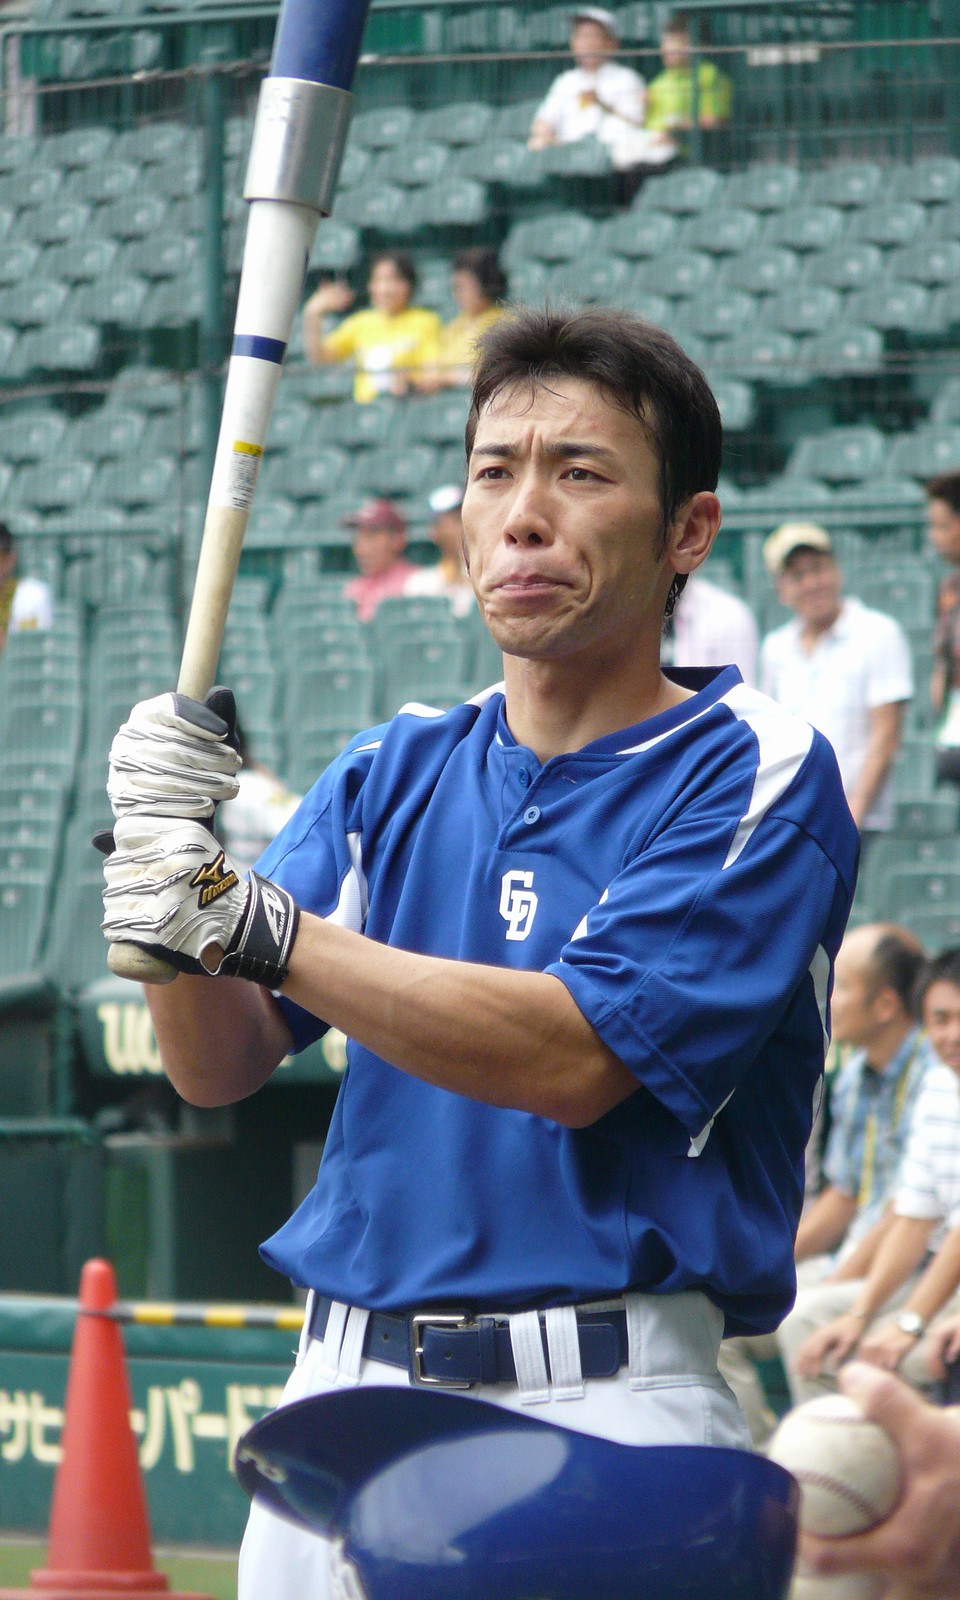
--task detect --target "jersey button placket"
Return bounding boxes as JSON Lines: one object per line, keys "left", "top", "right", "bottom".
{"left": 523, "top": 805, "right": 540, "bottom": 825}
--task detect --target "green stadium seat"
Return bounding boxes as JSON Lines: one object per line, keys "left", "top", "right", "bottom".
{"left": 262, "top": 446, "right": 351, "bottom": 501}
{"left": 285, "top": 658, "right": 375, "bottom": 736}
{"left": 245, "top": 496, "right": 299, "bottom": 538}
{"left": 413, "top": 257, "right": 455, "bottom": 317}
{"left": 350, "top": 105, "right": 416, "bottom": 151}
{"left": 537, "top": 139, "right": 612, "bottom": 178}
{"left": 593, "top": 210, "right": 678, "bottom": 259}
{"left": 0, "top": 698, "right": 80, "bottom": 764}
{"left": 20, "top": 200, "right": 92, "bottom": 245}
{"left": 113, "top": 122, "right": 196, "bottom": 166}
{"left": 320, "top": 398, "right": 400, "bottom": 450}
{"left": 98, "top": 194, "right": 168, "bottom": 240}
{"left": 886, "top": 425, "right": 960, "bottom": 479}
{"left": 507, "top": 259, "right": 549, "bottom": 304}
{"left": 152, "top": 154, "right": 203, "bottom": 201}
{"left": 492, "top": 100, "right": 542, "bottom": 142}
{"left": 800, "top": 323, "right": 883, "bottom": 376}
{"left": 685, "top": 289, "right": 757, "bottom": 341}
{"left": 891, "top": 157, "right": 960, "bottom": 205}
{"left": 715, "top": 246, "right": 801, "bottom": 296}
{"left": 633, "top": 251, "right": 716, "bottom": 298}
{"left": 142, "top": 277, "right": 204, "bottom": 328}
{"left": 721, "top": 165, "right": 801, "bottom": 211}
{"left": 68, "top": 161, "right": 139, "bottom": 205}
{"left": 880, "top": 864, "right": 960, "bottom": 924}
{"left": 784, "top": 425, "right": 887, "bottom": 483}
{"left": 121, "top": 232, "right": 197, "bottom": 280}
{"left": 352, "top": 444, "right": 438, "bottom": 499}
{"left": 336, "top": 143, "right": 370, "bottom": 191}
{"left": 763, "top": 205, "right": 845, "bottom": 252}
{"left": 804, "top": 242, "right": 884, "bottom": 292}
{"left": 267, "top": 399, "right": 313, "bottom": 455}
{"left": 93, "top": 455, "right": 177, "bottom": 508}
{"left": 69, "top": 407, "right": 147, "bottom": 459}
{"left": 0, "top": 876, "right": 49, "bottom": 978}
{"left": 706, "top": 377, "right": 757, "bottom": 432}
{"left": 926, "top": 200, "right": 960, "bottom": 241}
{"left": 309, "top": 220, "right": 361, "bottom": 274}
{"left": 412, "top": 179, "right": 488, "bottom": 229}
{"left": 0, "top": 279, "right": 70, "bottom": 327}
{"left": 453, "top": 139, "right": 543, "bottom": 191}
{"left": 845, "top": 281, "right": 931, "bottom": 332}
{"left": 419, "top": 101, "right": 494, "bottom": 146}
{"left": 848, "top": 201, "right": 927, "bottom": 248}
{"left": 739, "top": 475, "right": 834, "bottom": 513}
{"left": 404, "top": 390, "right": 470, "bottom": 447}
{"left": 0, "top": 410, "right": 68, "bottom": 461}
{"left": 637, "top": 166, "right": 723, "bottom": 215}
{"left": 0, "top": 165, "right": 62, "bottom": 209}
{"left": 831, "top": 476, "right": 925, "bottom": 509}
{"left": 888, "top": 240, "right": 960, "bottom": 287}
{"left": 43, "top": 125, "right": 114, "bottom": 169}
{"left": 0, "top": 135, "right": 37, "bottom": 173}
{"left": 283, "top": 363, "right": 355, "bottom": 405}
{"left": 549, "top": 254, "right": 632, "bottom": 303}
{"left": 929, "top": 376, "right": 960, "bottom": 425}
{"left": 504, "top": 211, "right": 597, "bottom": 265}
{"left": 71, "top": 275, "right": 149, "bottom": 327}
{"left": 376, "top": 633, "right": 469, "bottom": 720}
{"left": 804, "top": 162, "right": 883, "bottom": 208}
{"left": 917, "top": 284, "right": 960, "bottom": 337}
{"left": 0, "top": 241, "right": 40, "bottom": 285}
{"left": 676, "top": 207, "right": 760, "bottom": 256}
{"left": 11, "top": 458, "right": 94, "bottom": 509}
{"left": 16, "top": 323, "right": 101, "bottom": 376}
{"left": 46, "top": 236, "right": 119, "bottom": 283}
{"left": 334, "top": 183, "right": 406, "bottom": 231}
{"left": 373, "top": 141, "right": 450, "bottom": 188}
{"left": 764, "top": 284, "right": 844, "bottom": 336}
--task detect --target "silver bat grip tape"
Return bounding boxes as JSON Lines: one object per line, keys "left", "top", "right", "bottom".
{"left": 244, "top": 77, "right": 353, "bottom": 215}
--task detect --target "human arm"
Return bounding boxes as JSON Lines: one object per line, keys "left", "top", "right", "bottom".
{"left": 302, "top": 280, "right": 355, "bottom": 363}
{"left": 924, "top": 1309, "right": 960, "bottom": 1381}
{"left": 798, "top": 1362, "right": 960, "bottom": 1600}
{"left": 858, "top": 1222, "right": 960, "bottom": 1372}
{"left": 791, "top": 1214, "right": 935, "bottom": 1379}
{"left": 528, "top": 117, "right": 557, "bottom": 149}
{"left": 826, "top": 1205, "right": 897, "bottom": 1282}
{"left": 794, "top": 1183, "right": 858, "bottom": 1263}
{"left": 932, "top": 658, "right": 947, "bottom": 718}
{"left": 845, "top": 700, "right": 905, "bottom": 828}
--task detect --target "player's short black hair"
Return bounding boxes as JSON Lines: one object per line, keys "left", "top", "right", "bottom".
{"left": 370, "top": 250, "right": 417, "bottom": 291}
{"left": 453, "top": 247, "right": 507, "bottom": 304}
{"left": 926, "top": 472, "right": 960, "bottom": 515}
{"left": 866, "top": 928, "right": 927, "bottom": 1017}
{"left": 466, "top": 305, "right": 722, "bottom": 616}
{"left": 915, "top": 946, "right": 960, "bottom": 1012}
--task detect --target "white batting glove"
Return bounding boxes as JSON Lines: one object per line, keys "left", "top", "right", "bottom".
{"left": 108, "top": 691, "right": 241, "bottom": 822}
{"left": 102, "top": 815, "right": 300, "bottom": 987}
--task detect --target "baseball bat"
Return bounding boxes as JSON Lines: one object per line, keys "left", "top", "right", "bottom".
{"left": 108, "top": 0, "right": 373, "bottom": 983}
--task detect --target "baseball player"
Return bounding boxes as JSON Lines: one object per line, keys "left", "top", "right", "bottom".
{"left": 101, "top": 308, "right": 859, "bottom": 1598}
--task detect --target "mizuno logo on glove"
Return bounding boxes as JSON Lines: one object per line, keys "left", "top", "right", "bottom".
{"left": 192, "top": 851, "right": 241, "bottom": 909}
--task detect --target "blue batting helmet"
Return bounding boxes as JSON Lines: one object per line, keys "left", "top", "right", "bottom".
{"left": 236, "top": 1386, "right": 798, "bottom": 1599}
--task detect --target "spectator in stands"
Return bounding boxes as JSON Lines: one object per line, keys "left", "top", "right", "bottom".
{"left": 302, "top": 252, "right": 442, "bottom": 403}
{"left": 527, "top": 8, "right": 656, "bottom": 174}
{"left": 413, "top": 249, "right": 508, "bottom": 394}
{"left": 644, "top": 11, "right": 733, "bottom": 165}
{"left": 786, "top": 947, "right": 960, "bottom": 1403}
{"left": 403, "top": 484, "right": 475, "bottom": 618}
{"left": 665, "top": 569, "right": 758, "bottom": 685}
{"left": 760, "top": 522, "right": 913, "bottom": 852}
{"left": 797, "top": 1362, "right": 960, "bottom": 1599}
{"left": 0, "top": 522, "right": 52, "bottom": 652}
{"left": 219, "top": 721, "right": 301, "bottom": 878}
{"left": 720, "top": 922, "right": 930, "bottom": 1443}
{"left": 342, "top": 498, "right": 420, "bottom": 623}
{"left": 925, "top": 472, "right": 960, "bottom": 786}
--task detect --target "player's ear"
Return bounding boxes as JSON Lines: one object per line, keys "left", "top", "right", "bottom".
{"left": 665, "top": 490, "right": 721, "bottom": 577}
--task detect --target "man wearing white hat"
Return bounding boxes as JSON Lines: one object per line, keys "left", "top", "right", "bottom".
{"left": 759, "top": 522, "right": 913, "bottom": 849}
{"left": 403, "top": 484, "right": 476, "bottom": 618}
{"left": 527, "top": 9, "right": 656, "bottom": 172}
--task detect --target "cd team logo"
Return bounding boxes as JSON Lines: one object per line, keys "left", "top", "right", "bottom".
{"left": 499, "top": 869, "right": 538, "bottom": 941}
{"left": 191, "top": 851, "right": 240, "bottom": 910}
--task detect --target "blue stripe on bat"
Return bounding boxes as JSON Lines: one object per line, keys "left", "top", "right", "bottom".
{"left": 271, "top": 0, "right": 373, "bottom": 90}
{"left": 233, "top": 334, "right": 287, "bottom": 364}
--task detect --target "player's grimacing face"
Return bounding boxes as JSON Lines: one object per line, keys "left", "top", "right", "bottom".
{"left": 461, "top": 378, "right": 675, "bottom": 661}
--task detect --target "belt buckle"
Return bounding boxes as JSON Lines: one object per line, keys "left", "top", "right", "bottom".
{"left": 410, "top": 1310, "right": 475, "bottom": 1389}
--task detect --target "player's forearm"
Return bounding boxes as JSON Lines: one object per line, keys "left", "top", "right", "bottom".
{"left": 282, "top": 911, "right": 636, "bottom": 1126}
{"left": 794, "top": 1185, "right": 857, "bottom": 1262}
{"left": 846, "top": 705, "right": 903, "bottom": 826}
{"left": 846, "top": 1216, "right": 935, "bottom": 1321}
{"left": 145, "top": 973, "right": 292, "bottom": 1106}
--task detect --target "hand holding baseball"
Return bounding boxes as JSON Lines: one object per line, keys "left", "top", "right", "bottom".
{"left": 794, "top": 1362, "right": 960, "bottom": 1600}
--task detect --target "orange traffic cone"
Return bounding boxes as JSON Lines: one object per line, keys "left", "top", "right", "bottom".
{"left": 0, "top": 1259, "right": 215, "bottom": 1600}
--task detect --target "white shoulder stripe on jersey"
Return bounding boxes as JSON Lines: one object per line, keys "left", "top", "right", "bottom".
{"left": 396, "top": 684, "right": 505, "bottom": 723}
{"left": 324, "top": 830, "right": 368, "bottom": 934}
{"left": 719, "top": 683, "right": 814, "bottom": 870}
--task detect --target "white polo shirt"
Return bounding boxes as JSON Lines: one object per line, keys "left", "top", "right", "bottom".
{"left": 533, "top": 62, "right": 652, "bottom": 168}
{"left": 760, "top": 596, "right": 913, "bottom": 831}
{"left": 668, "top": 575, "right": 759, "bottom": 686}
{"left": 895, "top": 1063, "right": 960, "bottom": 1252}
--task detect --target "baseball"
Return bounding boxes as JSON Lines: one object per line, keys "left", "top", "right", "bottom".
{"left": 767, "top": 1394, "right": 901, "bottom": 1537}
{"left": 789, "top": 1564, "right": 885, "bottom": 1600}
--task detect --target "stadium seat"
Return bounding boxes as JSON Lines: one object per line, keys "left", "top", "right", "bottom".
{"left": 536, "top": 139, "right": 612, "bottom": 178}
{"left": 0, "top": 165, "right": 62, "bottom": 209}
{"left": 113, "top": 121, "right": 196, "bottom": 166}
{"left": 43, "top": 124, "right": 114, "bottom": 169}
{"left": 0, "top": 279, "right": 70, "bottom": 327}
{"left": 93, "top": 455, "right": 177, "bottom": 508}
{"left": 334, "top": 183, "right": 406, "bottom": 231}
{"left": 549, "top": 254, "right": 632, "bottom": 303}
{"left": 763, "top": 284, "right": 843, "bottom": 336}
{"left": 491, "top": 100, "right": 542, "bottom": 142}
{"left": 637, "top": 166, "right": 724, "bottom": 215}
{"left": 122, "top": 232, "right": 197, "bottom": 280}
{"left": 0, "top": 876, "right": 49, "bottom": 979}
{"left": 11, "top": 458, "right": 94, "bottom": 510}
{"left": 738, "top": 475, "right": 833, "bottom": 513}
{"left": 375, "top": 633, "right": 469, "bottom": 720}
{"left": 285, "top": 658, "right": 375, "bottom": 736}
{"left": 891, "top": 156, "right": 960, "bottom": 204}
{"left": 633, "top": 251, "right": 716, "bottom": 298}
{"left": 0, "top": 410, "right": 68, "bottom": 461}
{"left": 507, "top": 259, "right": 549, "bottom": 304}
{"left": 721, "top": 165, "right": 801, "bottom": 211}
{"left": 411, "top": 178, "right": 488, "bottom": 228}
{"left": 848, "top": 201, "right": 926, "bottom": 248}
{"left": 593, "top": 210, "right": 678, "bottom": 259}
{"left": 152, "top": 153, "right": 203, "bottom": 201}
{"left": 804, "top": 242, "right": 884, "bottom": 292}
{"left": 267, "top": 399, "right": 314, "bottom": 454}
{"left": 684, "top": 289, "right": 757, "bottom": 341}
{"left": 803, "top": 162, "right": 883, "bottom": 208}
{"left": 504, "top": 211, "right": 597, "bottom": 265}
{"left": 352, "top": 444, "right": 438, "bottom": 500}
{"left": 405, "top": 390, "right": 470, "bottom": 447}
{"left": 68, "top": 407, "right": 147, "bottom": 459}
{"left": 419, "top": 101, "right": 494, "bottom": 146}
{"left": 309, "top": 220, "right": 361, "bottom": 274}
{"left": 453, "top": 139, "right": 543, "bottom": 190}
{"left": 320, "top": 398, "right": 401, "bottom": 450}
{"left": 372, "top": 141, "right": 450, "bottom": 188}
{"left": 16, "top": 323, "right": 101, "bottom": 375}
{"left": 706, "top": 377, "right": 756, "bottom": 431}
{"left": 676, "top": 207, "right": 760, "bottom": 256}
{"left": 245, "top": 496, "right": 299, "bottom": 538}
{"left": 349, "top": 106, "right": 417, "bottom": 150}
{"left": 926, "top": 200, "right": 960, "bottom": 240}
{"left": 45, "top": 235, "right": 120, "bottom": 284}
{"left": 784, "top": 425, "right": 887, "bottom": 483}
{"left": 800, "top": 322, "right": 883, "bottom": 376}
{"left": 886, "top": 425, "right": 960, "bottom": 479}
{"left": 71, "top": 275, "right": 149, "bottom": 327}
{"left": 263, "top": 446, "right": 351, "bottom": 502}
{"left": 929, "top": 375, "right": 960, "bottom": 425}
{"left": 98, "top": 194, "right": 168, "bottom": 240}
{"left": 831, "top": 476, "right": 925, "bottom": 508}
{"left": 845, "top": 281, "right": 930, "bottom": 333}
{"left": 142, "top": 277, "right": 204, "bottom": 328}
{"left": 763, "top": 204, "right": 845, "bottom": 252}
{"left": 0, "top": 135, "right": 37, "bottom": 173}
{"left": 715, "top": 246, "right": 800, "bottom": 295}
{"left": 68, "top": 160, "right": 139, "bottom": 204}
{"left": 888, "top": 240, "right": 960, "bottom": 287}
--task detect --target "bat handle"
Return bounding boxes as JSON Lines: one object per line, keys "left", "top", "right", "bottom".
{"left": 108, "top": 942, "right": 178, "bottom": 985}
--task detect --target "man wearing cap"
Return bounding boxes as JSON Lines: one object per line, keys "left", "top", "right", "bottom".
{"left": 760, "top": 523, "right": 913, "bottom": 847}
{"left": 403, "top": 484, "right": 475, "bottom": 619}
{"left": 527, "top": 9, "right": 654, "bottom": 173}
{"left": 342, "top": 498, "right": 419, "bottom": 624}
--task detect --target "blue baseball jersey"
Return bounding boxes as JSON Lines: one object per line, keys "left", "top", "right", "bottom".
{"left": 256, "top": 667, "right": 858, "bottom": 1337}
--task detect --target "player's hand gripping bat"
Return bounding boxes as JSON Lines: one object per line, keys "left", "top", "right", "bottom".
{"left": 107, "top": 0, "right": 373, "bottom": 983}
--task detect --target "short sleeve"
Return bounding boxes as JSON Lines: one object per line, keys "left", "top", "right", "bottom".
{"left": 547, "top": 744, "right": 847, "bottom": 1137}
{"left": 895, "top": 1088, "right": 947, "bottom": 1220}
{"left": 534, "top": 71, "right": 574, "bottom": 132}
{"left": 864, "top": 613, "right": 913, "bottom": 708}
{"left": 322, "top": 309, "right": 363, "bottom": 361}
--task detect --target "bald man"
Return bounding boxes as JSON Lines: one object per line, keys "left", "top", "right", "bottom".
{"left": 777, "top": 924, "right": 935, "bottom": 1402}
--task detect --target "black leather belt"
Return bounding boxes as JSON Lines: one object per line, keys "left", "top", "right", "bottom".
{"left": 308, "top": 1295, "right": 628, "bottom": 1389}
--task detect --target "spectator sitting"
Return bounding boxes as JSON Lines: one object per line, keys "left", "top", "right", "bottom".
{"left": 302, "top": 252, "right": 442, "bottom": 403}
{"left": 0, "top": 521, "right": 53, "bottom": 652}
{"left": 403, "top": 485, "right": 475, "bottom": 618}
{"left": 926, "top": 471, "right": 960, "bottom": 785}
{"left": 644, "top": 11, "right": 733, "bottom": 166}
{"left": 760, "top": 521, "right": 913, "bottom": 852}
{"left": 218, "top": 720, "right": 301, "bottom": 877}
{"left": 342, "top": 498, "right": 420, "bottom": 623}
{"left": 412, "top": 249, "right": 508, "bottom": 394}
{"left": 664, "top": 568, "right": 759, "bottom": 685}
{"left": 527, "top": 7, "right": 657, "bottom": 174}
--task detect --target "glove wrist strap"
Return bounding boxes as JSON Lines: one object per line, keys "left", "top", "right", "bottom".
{"left": 217, "top": 873, "right": 300, "bottom": 989}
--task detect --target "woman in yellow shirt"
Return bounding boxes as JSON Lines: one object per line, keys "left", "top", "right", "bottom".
{"left": 303, "top": 251, "right": 442, "bottom": 403}
{"left": 413, "top": 248, "right": 508, "bottom": 393}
